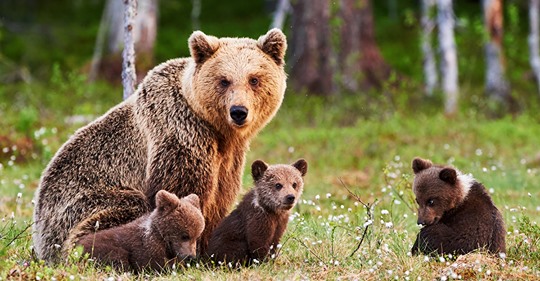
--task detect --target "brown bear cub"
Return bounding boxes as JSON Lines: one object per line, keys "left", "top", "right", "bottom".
{"left": 77, "top": 191, "right": 204, "bottom": 272}
{"left": 411, "top": 157, "right": 506, "bottom": 256}
{"left": 207, "top": 159, "right": 308, "bottom": 265}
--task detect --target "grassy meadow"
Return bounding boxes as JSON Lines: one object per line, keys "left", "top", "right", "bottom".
{"left": 2, "top": 0, "right": 540, "bottom": 279}
{"left": 1, "top": 78, "right": 540, "bottom": 280}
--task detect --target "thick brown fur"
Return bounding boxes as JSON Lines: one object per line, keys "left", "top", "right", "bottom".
{"left": 32, "top": 29, "right": 288, "bottom": 263}
{"left": 206, "top": 159, "right": 307, "bottom": 265}
{"left": 411, "top": 157, "right": 506, "bottom": 256}
{"left": 77, "top": 191, "right": 204, "bottom": 272}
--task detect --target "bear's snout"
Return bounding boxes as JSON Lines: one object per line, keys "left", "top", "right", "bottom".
{"left": 230, "top": 106, "right": 248, "bottom": 125}
{"left": 285, "top": 194, "right": 295, "bottom": 205}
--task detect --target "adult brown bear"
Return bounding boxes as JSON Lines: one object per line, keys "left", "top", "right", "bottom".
{"left": 32, "top": 29, "right": 287, "bottom": 263}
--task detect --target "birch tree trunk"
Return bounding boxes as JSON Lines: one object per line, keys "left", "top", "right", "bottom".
{"left": 289, "top": 0, "right": 334, "bottom": 95}
{"left": 421, "top": 0, "right": 438, "bottom": 96}
{"left": 89, "top": 0, "right": 158, "bottom": 84}
{"left": 529, "top": 0, "right": 540, "bottom": 95}
{"left": 437, "top": 0, "right": 459, "bottom": 115}
{"left": 271, "top": 0, "right": 290, "bottom": 30}
{"left": 122, "top": 0, "right": 137, "bottom": 100}
{"left": 191, "top": 0, "right": 201, "bottom": 31}
{"left": 483, "top": 0, "right": 510, "bottom": 103}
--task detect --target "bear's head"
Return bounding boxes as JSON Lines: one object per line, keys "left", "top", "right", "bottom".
{"left": 411, "top": 157, "right": 474, "bottom": 226}
{"left": 251, "top": 159, "right": 308, "bottom": 213}
{"left": 186, "top": 29, "right": 287, "bottom": 140}
{"left": 152, "top": 190, "right": 205, "bottom": 260}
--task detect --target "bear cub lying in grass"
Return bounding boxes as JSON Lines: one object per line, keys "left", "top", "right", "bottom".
{"left": 77, "top": 190, "right": 204, "bottom": 272}
{"left": 207, "top": 159, "right": 308, "bottom": 265}
{"left": 411, "top": 157, "right": 506, "bottom": 256}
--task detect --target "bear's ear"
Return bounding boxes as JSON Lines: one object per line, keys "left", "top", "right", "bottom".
{"left": 257, "top": 28, "right": 287, "bottom": 66}
{"left": 439, "top": 168, "right": 457, "bottom": 185}
{"left": 156, "top": 190, "right": 179, "bottom": 212}
{"left": 188, "top": 31, "right": 220, "bottom": 64}
{"left": 184, "top": 193, "right": 201, "bottom": 210}
{"left": 251, "top": 160, "right": 269, "bottom": 181}
{"left": 292, "top": 159, "right": 308, "bottom": 177}
{"left": 412, "top": 157, "right": 433, "bottom": 174}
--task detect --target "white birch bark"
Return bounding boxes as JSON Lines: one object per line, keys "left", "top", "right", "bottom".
{"left": 421, "top": 0, "right": 438, "bottom": 96}
{"left": 271, "top": 0, "right": 291, "bottom": 30}
{"left": 191, "top": 0, "right": 201, "bottom": 31}
{"left": 122, "top": 0, "right": 137, "bottom": 100}
{"left": 437, "top": 0, "right": 459, "bottom": 115}
{"left": 88, "top": 0, "right": 111, "bottom": 82}
{"left": 529, "top": 0, "right": 540, "bottom": 95}
{"left": 483, "top": 0, "right": 509, "bottom": 102}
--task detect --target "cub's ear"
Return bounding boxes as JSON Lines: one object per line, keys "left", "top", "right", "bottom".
{"left": 183, "top": 194, "right": 201, "bottom": 210}
{"left": 251, "top": 160, "right": 269, "bottom": 181}
{"left": 439, "top": 168, "right": 457, "bottom": 185}
{"left": 188, "top": 31, "right": 220, "bottom": 64}
{"left": 156, "top": 190, "right": 180, "bottom": 212}
{"left": 412, "top": 157, "right": 433, "bottom": 174}
{"left": 257, "top": 28, "right": 287, "bottom": 66}
{"left": 292, "top": 159, "right": 308, "bottom": 177}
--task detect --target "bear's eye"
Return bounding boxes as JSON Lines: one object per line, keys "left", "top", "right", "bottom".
{"left": 220, "top": 79, "right": 231, "bottom": 87}
{"left": 249, "top": 77, "right": 259, "bottom": 86}
{"left": 275, "top": 183, "right": 283, "bottom": 190}
{"left": 292, "top": 182, "right": 297, "bottom": 189}
{"left": 427, "top": 199, "right": 435, "bottom": 206}
{"left": 181, "top": 234, "right": 190, "bottom": 241}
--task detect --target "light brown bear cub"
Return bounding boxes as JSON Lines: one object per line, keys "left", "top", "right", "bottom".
{"left": 207, "top": 159, "right": 307, "bottom": 265}
{"left": 77, "top": 191, "right": 204, "bottom": 272}
{"left": 411, "top": 157, "right": 506, "bottom": 256}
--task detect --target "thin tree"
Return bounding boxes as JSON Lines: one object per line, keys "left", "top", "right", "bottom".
{"left": 122, "top": 0, "right": 137, "bottom": 100}
{"left": 191, "top": 0, "right": 201, "bottom": 31}
{"left": 483, "top": 0, "right": 510, "bottom": 103}
{"left": 289, "top": 0, "right": 334, "bottom": 95}
{"left": 529, "top": 0, "right": 540, "bottom": 95}
{"left": 421, "top": 0, "right": 438, "bottom": 96}
{"left": 437, "top": 0, "right": 459, "bottom": 115}
{"left": 271, "top": 0, "right": 290, "bottom": 30}
{"left": 89, "top": 0, "right": 158, "bottom": 84}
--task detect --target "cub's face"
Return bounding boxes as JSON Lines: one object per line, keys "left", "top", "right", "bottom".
{"left": 251, "top": 159, "right": 308, "bottom": 212}
{"left": 411, "top": 157, "right": 463, "bottom": 226}
{"left": 188, "top": 29, "right": 287, "bottom": 139}
{"left": 154, "top": 191, "right": 205, "bottom": 260}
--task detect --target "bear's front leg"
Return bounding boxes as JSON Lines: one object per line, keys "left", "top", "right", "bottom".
{"left": 412, "top": 223, "right": 468, "bottom": 255}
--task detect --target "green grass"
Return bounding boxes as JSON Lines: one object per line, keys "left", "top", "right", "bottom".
{"left": 1, "top": 85, "right": 540, "bottom": 280}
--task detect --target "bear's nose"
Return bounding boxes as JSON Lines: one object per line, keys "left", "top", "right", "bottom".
{"left": 285, "top": 194, "right": 295, "bottom": 204}
{"left": 417, "top": 219, "right": 426, "bottom": 226}
{"left": 230, "top": 106, "right": 248, "bottom": 125}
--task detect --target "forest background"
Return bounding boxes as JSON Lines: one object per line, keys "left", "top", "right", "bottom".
{"left": 0, "top": 0, "right": 539, "bottom": 280}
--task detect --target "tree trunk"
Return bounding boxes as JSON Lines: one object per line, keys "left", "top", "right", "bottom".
{"left": 437, "top": 0, "right": 459, "bottom": 116}
{"left": 191, "top": 0, "right": 201, "bottom": 31}
{"left": 289, "top": 0, "right": 334, "bottom": 95}
{"left": 483, "top": 0, "right": 510, "bottom": 103}
{"left": 357, "top": 0, "right": 391, "bottom": 89}
{"left": 122, "top": 0, "right": 137, "bottom": 100}
{"left": 529, "top": 0, "right": 540, "bottom": 95}
{"left": 339, "top": 0, "right": 361, "bottom": 91}
{"left": 271, "top": 0, "right": 290, "bottom": 30}
{"left": 338, "top": 0, "right": 390, "bottom": 91}
{"left": 90, "top": 0, "right": 158, "bottom": 84}
{"left": 421, "top": 0, "right": 438, "bottom": 96}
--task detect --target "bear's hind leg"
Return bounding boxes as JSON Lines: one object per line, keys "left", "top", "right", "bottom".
{"left": 62, "top": 189, "right": 150, "bottom": 257}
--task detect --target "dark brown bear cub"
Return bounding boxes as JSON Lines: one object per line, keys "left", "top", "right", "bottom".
{"left": 207, "top": 159, "right": 308, "bottom": 265}
{"left": 77, "top": 191, "right": 204, "bottom": 272}
{"left": 411, "top": 157, "right": 506, "bottom": 256}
